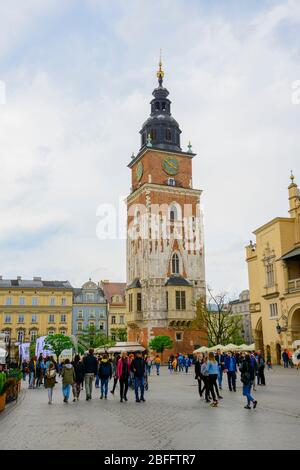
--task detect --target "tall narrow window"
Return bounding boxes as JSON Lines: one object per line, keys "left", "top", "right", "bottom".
{"left": 137, "top": 293, "right": 142, "bottom": 312}
{"left": 129, "top": 293, "right": 133, "bottom": 312}
{"left": 176, "top": 291, "right": 186, "bottom": 310}
{"left": 266, "top": 263, "right": 275, "bottom": 287}
{"left": 165, "top": 128, "right": 172, "bottom": 141}
{"left": 155, "top": 102, "right": 160, "bottom": 110}
{"left": 17, "top": 330, "right": 24, "bottom": 343}
{"left": 150, "top": 129, "right": 157, "bottom": 141}
{"left": 172, "top": 253, "right": 180, "bottom": 274}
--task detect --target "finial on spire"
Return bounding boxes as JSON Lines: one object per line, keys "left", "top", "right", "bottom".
{"left": 290, "top": 170, "right": 295, "bottom": 184}
{"left": 146, "top": 133, "right": 152, "bottom": 147}
{"left": 157, "top": 49, "right": 164, "bottom": 87}
{"left": 187, "top": 141, "right": 193, "bottom": 153}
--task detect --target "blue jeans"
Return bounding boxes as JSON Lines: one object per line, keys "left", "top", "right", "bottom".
{"left": 284, "top": 361, "right": 289, "bottom": 368}
{"left": 95, "top": 374, "right": 100, "bottom": 387}
{"left": 147, "top": 365, "right": 151, "bottom": 376}
{"left": 101, "top": 378, "right": 109, "bottom": 397}
{"left": 243, "top": 383, "right": 254, "bottom": 406}
{"left": 218, "top": 366, "right": 223, "bottom": 387}
{"left": 155, "top": 364, "right": 160, "bottom": 375}
{"left": 62, "top": 384, "right": 71, "bottom": 400}
{"left": 134, "top": 377, "right": 144, "bottom": 400}
{"left": 29, "top": 372, "right": 34, "bottom": 387}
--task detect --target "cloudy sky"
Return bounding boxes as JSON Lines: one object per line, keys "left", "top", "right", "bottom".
{"left": 0, "top": 0, "right": 300, "bottom": 297}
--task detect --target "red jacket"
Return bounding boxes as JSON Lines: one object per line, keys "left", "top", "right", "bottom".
{"left": 116, "top": 358, "right": 131, "bottom": 379}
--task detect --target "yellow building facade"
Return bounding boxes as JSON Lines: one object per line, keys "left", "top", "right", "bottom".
{"left": 0, "top": 277, "right": 73, "bottom": 348}
{"left": 246, "top": 175, "right": 300, "bottom": 364}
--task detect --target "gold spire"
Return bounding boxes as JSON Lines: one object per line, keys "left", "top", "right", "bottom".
{"left": 290, "top": 170, "right": 295, "bottom": 184}
{"left": 157, "top": 49, "right": 164, "bottom": 85}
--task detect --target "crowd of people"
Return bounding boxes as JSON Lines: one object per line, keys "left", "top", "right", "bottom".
{"left": 20, "top": 349, "right": 163, "bottom": 405}
{"left": 16, "top": 346, "right": 298, "bottom": 410}
{"left": 194, "top": 349, "right": 266, "bottom": 409}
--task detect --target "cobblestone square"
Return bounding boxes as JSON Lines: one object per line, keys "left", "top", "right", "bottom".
{"left": 0, "top": 366, "right": 299, "bottom": 450}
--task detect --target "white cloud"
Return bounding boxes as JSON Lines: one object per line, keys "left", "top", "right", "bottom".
{"left": 0, "top": 0, "right": 300, "bottom": 295}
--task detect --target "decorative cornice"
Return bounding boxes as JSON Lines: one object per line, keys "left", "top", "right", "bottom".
{"left": 126, "top": 182, "right": 202, "bottom": 204}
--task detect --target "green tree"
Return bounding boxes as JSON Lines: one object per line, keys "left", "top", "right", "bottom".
{"left": 77, "top": 325, "right": 115, "bottom": 351}
{"left": 110, "top": 328, "right": 127, "bottom": 342}
{"left": 193, "top": 288, "right": 243, "bottom": 346}
{"left": 149, "top": 335, "right": 173, "bottom": 356}
{"left": 43, "top": 334, "right": 74, "bottom": 362}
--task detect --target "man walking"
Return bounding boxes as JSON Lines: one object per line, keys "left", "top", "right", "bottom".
{"left": 130, "top": 352, "right": 146, "bottom": 403}
{"left": 215, "top": 349, "right": 225, "bottom": 390}
{"left": 282, "top": 349, "right": 289, "bottom": 368}
{"left": 83, "top": 349, "right": 98, "bottom": 401}
{"left": 224, "top": 351, "right": 237, "bottom": 392}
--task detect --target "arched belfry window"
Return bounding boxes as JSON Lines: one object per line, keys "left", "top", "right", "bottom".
{"left": 155, "top": 102, "right": 160, "bottom": 110}
{"left": 172, "top": 253, "right": 180, "bottom": 274}
{"left": 150, "top": 128, "right": 157, "bottom": 141}
{"left": 169, "top": 203, "right": 181, "bottom": 222}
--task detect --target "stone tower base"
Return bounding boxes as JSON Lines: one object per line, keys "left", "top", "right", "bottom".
{"left": 128, "top": 326, "right": 208, "bottom": 363}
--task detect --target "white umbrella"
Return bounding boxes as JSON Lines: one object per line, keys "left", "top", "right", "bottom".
{"left": 193, "top": 346, "right": 209, "bottom": 354}
{"left": 208, "top": 344, "right": 224, "bottom": 352}
{"left": 222, "top": 343, "right": 238, "bottom": 351}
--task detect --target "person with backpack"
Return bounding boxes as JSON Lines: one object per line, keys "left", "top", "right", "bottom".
{"left": 240, "top": 353, "right": 257, "bottom": 410}
{"left": 99, "top": 354, "right": 112, "bottom": 400}
{"left": 72, "top": 355, "right": 84, "bottom": 401}
{"left": 61, "top": 359, "right": 75, "bottom": 404}
{"left": 154, "top": 355, "right": 161, "bottom": 375}
{"left": 45, "top": 362, "right": 56, "bottom": 404}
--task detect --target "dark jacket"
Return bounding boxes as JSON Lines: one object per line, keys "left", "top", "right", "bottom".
{"left": 130, "top": 357, "right": 146, "bottom": 378}
{"left": 83, "top": 354, "right": 98, "bottom": 375}
{"left": 215, "top": 354, "right": 225, "bottom": 370}
{"left": 224, "top": 356, "right": 237, "bottom": 372}
{"left": 99, "top": 360, "right": 112, "bottom": 379}
{"left": 239, "top": 359, "right": 255, "bottom": 384}
{"left": 194, "top": 360, "right": 202, "bottom": 378}
{"left": 74, "top": 360, "right": 85, "bottom": 383}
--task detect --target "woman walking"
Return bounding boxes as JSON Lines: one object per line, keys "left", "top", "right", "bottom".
{"left": 195, "top": 353, "right": 203, "bottom": 398}
{"left": 116, "top": 351, "right": 131, "bottom": 403}
{"left": 110, "top": 355, "right": 120, "bottom": 395}
{"left": 61, "top": 359, "right": 75, "bottom": 404}
{"left": 45, "top": 363, "right": 56, "bottom": 404}
{"left": 99, "top": 354, "right": 112, "bottom": 399}
{"left": 73, "top": 355, "right": 84, "bottom": 401}
{"left": 240, "top": 354, "right": 257, "bottom": 410}
{"left": 207, "top": 352, "right": 222, "bottom": 407}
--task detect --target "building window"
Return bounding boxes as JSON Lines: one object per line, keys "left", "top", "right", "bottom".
{"left": 111, "top": 332, "right": 116, "bottom": 341}
{"left": 270, "top": 303, "right": 278, "bottom": 318}
{"left": 32, "top": 297, "right": 38, "bottom": 306}
{"left": 169, "top": 203, "right": 179, "bottom": 221}
{"left": 111, "top": 316, "right": 116, "bottom": 325}
{"left": 6, "top": 296, "right": 12, "bottom": 305}
{"left": 89, "top": 310, "right": 95, "bottom": 319}
{"left": 4, "top": 330, "right": 10, "bottom": 343}
{"left": 150, "top": 128, "right": 157, "bottom": 141}
{"left": 175, "top": 332, "right": 183, "bottom": 341}
{"left": 162, "top": 101, "right": 166, "bottom": 111}
{"left": 60, "top": 330, "right": 66, "bottom": 335}
{"left": 129, "top": 294, "right": 133, "bottom": 312}
{"left": 100, "top": 323, "right": 104, "bottom": 330}
{"left": 155, "top": 102, "right": 160, "bottom": 110}
{"left": 48, "top": 314, "right": 55, "bottom": 323}
{"left": 77, "top": 310, "right": 83, "bottom": 319}
{"left": 30, "top": 330, "right": 37, "bottom": 342}
{"left": 61, "top": 297, "right": 66, "bottom": 306}
{"left": 119, "top": 315, "right": 124, "bottom": 325}
{"left": 266, "top": 263, "right": 275, "bottom": 287}
{"left": 168, "top": 178, "right": 176, "bottom": 187}
{"left": 17, "top": 330, "right": 24, "bottom": 343}
{"left": 31, "top": 314, "right": 37, "bottom": 323}
{"left": 19, "top": 296, "right": 25, "bottom": 305}
{"left": 165, "top": 128, "right": 172, "bottom": 141}
{"left": 48, "top": 329, "right": 55, "bottom": 335}
{"left": 137, "top": 293, "right": 142, "bottom": 312}
{"left": 176, "top": 291, "right": 186, "bottom": 310}
{"left": 77, "top": 322, "right": 83, "bottom": 332}
{"left": 176, "top": 133, "right": 180, "bottom": 145}
{"left": 18, "top": 315, "right": 24, "bottom": 323}
{"left": 4, "top": 315, "right": 11, "bottom": 323}
{"left": 61, "top": 314, "right": 66, "bottom": 323}
{"left": 172, "top": 253, "right": 180, "bottom": 274}
{"left": 86, "top": 293, "right": 95, "bottom": 302}
{"left": 50, "top": 297, "right": 55, "bottom": 306}
{"left": 89, "top": 322, "right": 95, "bottom": 328}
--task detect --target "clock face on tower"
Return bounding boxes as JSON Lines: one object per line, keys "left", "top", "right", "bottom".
{"left": 136, "top": 161, "right": 143, "bottom": 181}
{"left": 162, "top": 157, "right": 179, "bottom": 176}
